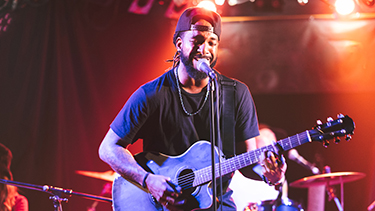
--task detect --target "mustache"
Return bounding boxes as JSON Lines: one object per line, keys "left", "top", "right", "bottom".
{"left": 195, "top": 54, "right": 211, "bottom": 60}
{"left": 190, "top": 54, "right": 212, "bottom": 64}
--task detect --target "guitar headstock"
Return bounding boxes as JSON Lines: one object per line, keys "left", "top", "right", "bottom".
{"left": 309, "top": 114, "right": 355, "bottom": 147}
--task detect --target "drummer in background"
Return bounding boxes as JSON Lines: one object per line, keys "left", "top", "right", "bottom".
{"left": 0, "top": 143, "right": 28, "bottom": 211}
{"left": 229, "top": 124, "right": 288, "bottom": 211}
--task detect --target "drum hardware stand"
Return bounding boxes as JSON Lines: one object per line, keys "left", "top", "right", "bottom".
{"left": 324, "top": 166, "right": 344, "bottom": 211}
{"left": 87, "top": 182, "right": 112, "bottom": 211}
{"left": 368, "top": 199, "right": 375, "bottom": 211}
{"left": 326, "top": 183, "right": 344, "bottom": 211}
{"left": 290, "top": 168, "right": 365, "bottom": 211}
{"left": 0, "top": 178, "right": 112, "bottom": 211}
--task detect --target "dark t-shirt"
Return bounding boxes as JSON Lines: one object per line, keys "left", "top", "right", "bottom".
{"left": 111, "top": 68, "right": 259, "bottom": 156}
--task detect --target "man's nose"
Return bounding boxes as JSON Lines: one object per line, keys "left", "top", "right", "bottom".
{"left": 198, "top": 43, "right": 209, "bottom": 55}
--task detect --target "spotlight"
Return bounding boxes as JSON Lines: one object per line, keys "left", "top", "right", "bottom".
{"left": 0, "top": 13, "right": 12, "bottom": 34}
{"left": 335, "top": 0, "right": 355, "bottom": 15}
{"left": 297, "top": 0, "right": 309, "bottom": 5}
{"left": 357, "top": 0, "right": 374, "bottom": 7}
{"left": 215, "top": 0, "right": 225, "bottom": 6}
{"left": 355, "top": 0, "right": 374, "bottom": 9}
{"left": 197, "top": 0, "right": 217, "bottom": 12}
{"left": 228, "top": 0, "right": 252, "bottom": 6}
{"left": 128, "top": 0, "right": 155, "bottom": 15}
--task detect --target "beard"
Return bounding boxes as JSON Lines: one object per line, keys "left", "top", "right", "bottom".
{"left": 180, "top": 51, "right": 209, "bottom": 81}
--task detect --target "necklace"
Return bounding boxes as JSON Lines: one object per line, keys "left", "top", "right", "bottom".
{"left": 174, "top": 68, "right": 210, "bottom": 116}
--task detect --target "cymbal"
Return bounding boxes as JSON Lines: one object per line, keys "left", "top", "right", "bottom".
{"left": 76, "top": 170, "right": 116, "bottom": 182}
{"left": 290, "top": 172, "right": 365, "bottom": 188}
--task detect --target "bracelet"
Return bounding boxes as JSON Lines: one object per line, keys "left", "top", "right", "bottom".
{"left": 272, "top": 176, "right": 285, "bottom": 186}
{"left": 142, "top": 172, "right": 151, "bottom": 188}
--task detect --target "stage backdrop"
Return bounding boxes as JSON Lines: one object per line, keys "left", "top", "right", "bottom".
{"left": 0, "top": 1, "right": 374, "bottom": 211}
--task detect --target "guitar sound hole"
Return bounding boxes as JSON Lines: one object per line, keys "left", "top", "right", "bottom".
{"left": 177, "top": 169, "right": 196, "bottom": 195}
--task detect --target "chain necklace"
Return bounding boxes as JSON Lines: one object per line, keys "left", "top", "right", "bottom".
{"left": 174, "top": 68, "right": 210, "bottom": 116}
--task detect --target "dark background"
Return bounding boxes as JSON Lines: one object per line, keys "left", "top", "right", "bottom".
{"left": 0, "top": 0, "right": 374, "bottom": 210}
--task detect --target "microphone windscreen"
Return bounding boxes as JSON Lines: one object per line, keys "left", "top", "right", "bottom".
{"left": 288, "top": 149, "right": 299, "bottom": 160}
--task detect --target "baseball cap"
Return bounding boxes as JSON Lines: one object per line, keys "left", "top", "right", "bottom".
{"left": 173, "top": 7, "right": 222, "bottom": 45}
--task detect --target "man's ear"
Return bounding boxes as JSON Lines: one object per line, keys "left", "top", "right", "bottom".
{"left": 175, "top": 37, "right": 182, "bottom": 52}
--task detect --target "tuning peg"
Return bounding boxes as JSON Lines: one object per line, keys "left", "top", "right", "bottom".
{"left": 334, "top": 137, "right": 341, "bottom": 144}
{"left": 337, "top": 113, "right": 344, "bottom": 118}
{"left": 323, "top": 140, "right": 330, "bottom": 148}
{"left": 316, "top": 120, "right": 323, "bottom": 125}
{"left": 327, "top": 117, "right": 334, "bottom": 122}
{"left": 345, "top": 134, "right": 352, "bottom": 141}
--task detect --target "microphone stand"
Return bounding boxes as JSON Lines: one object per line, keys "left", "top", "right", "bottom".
{"left": 0, "top": 179, "right": 111, "bottom": 211}
{"left": 208, "top": 73, "right": 222, "bottom": 211}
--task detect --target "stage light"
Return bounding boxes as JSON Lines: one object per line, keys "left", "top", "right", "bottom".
{"left": 297, "top": 0, "right": 309, "bottom": 6}
{"left": 215, "top": 0, "right": 226, "bottom": 6}
{"left": 0, "top": 13, "right": 11, "bottom": 34}
{"left": 228, "top": 0, "right": 252, "bottom": 6}
{"left": 355, "top": 0, "right": 374, "bottom": 10}
{"left": 335, "top": 0, "right": 356, "bottom": 15}
{"left": 215, "top": 0, "right": 225, "bottom": 5}
{"left": 197, "top": 0, "right": 218, "bottom": 12}
{"left": 228, "top": 0, "right": 237, "bottom": 6}
{"left": 128, "top": 0, "right": 155, "bottom": 15}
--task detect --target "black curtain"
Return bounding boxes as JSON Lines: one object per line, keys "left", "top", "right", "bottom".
{"left": 0, "top": 1, "right": 175, "bottom": 210}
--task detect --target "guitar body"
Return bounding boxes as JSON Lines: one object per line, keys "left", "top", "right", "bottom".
{"left": 112, "top": 141, "right": 221, "bottom": 211}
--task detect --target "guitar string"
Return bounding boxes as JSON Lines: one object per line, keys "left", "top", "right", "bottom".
{"left": 174, "top": 157, "right": 254, "bottom": 189}
{"left": 167, "top": 133, "right": 307, "bottom": 189}
{"left": 172, "top": 148, "right": 269, "bottom": 189}
{"left": 169, "top": 150, "right": 264, "bottom": 189}
{"left": 172, "top": 144, "right": 281, "bottom": 188}
{"left": 169, "top": 140, "right": 288, "bottom": 189}
{"left": 174, "top": 148, "right": 272, "bottom": 189}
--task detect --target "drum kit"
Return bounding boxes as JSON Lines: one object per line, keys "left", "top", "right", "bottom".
{"left": 0, "top": 169, "right": 366, "bottom": 211}
{"left": 244, "top": 171, "right": 365, "bottom": 211}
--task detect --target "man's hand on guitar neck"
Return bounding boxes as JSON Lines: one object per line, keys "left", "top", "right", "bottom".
{"left": 145, "top": 173, "right": 185, "bottom": 211}
{"left": 260, "top": 151, "right": 287, "bottom": 188}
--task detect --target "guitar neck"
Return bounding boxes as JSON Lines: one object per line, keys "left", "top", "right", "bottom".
{"left": 192, "top": 130, "right": 312, "bottom": 187}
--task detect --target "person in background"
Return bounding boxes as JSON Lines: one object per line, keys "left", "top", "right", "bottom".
{"left": 0, "top": 143, "right": 28, "bottom": 211}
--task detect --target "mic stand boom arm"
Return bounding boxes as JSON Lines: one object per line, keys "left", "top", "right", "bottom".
{"left": 0, "top": 179, "right": 112, "bottom": 211}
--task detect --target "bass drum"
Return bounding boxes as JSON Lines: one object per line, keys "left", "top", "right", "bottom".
{"left": 276, "top": 198, "right": 303, "bottom": 211}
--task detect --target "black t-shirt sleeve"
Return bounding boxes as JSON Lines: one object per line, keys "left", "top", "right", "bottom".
{"left": 234, "top": 81, "right": 259, "bottom": 142}
{"left": 110, "top": 87, "right": 148, "bottom": 147}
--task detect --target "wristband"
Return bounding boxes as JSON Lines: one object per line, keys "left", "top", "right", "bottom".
{"left": 142, "top": 172, "right": 151, "bottom": 188}
{"left": 262, "top": 175, "right": 285, "bottom": 186}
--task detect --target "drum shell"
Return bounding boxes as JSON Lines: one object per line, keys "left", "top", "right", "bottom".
{"left": 248, "top": 198, "right": 303, "bottom": 211}
{"left": 276, "top": 198, "right": 303, "bottom": 211}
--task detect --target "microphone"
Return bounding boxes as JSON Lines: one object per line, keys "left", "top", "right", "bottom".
{"left": 196, "top": 58, "right": 216, "bottom": 79}
{"left": 288, "top": 149, "right": 320, "bottom": 175}
{"left": 43, "top": 185, "right": 73, "bottom": 196}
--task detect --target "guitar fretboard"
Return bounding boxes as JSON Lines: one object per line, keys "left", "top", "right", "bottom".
{"left": 192, "top": 130, "right": 312, "bottom": 187}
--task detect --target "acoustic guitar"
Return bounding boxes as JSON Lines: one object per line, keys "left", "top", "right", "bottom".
{"left": 112, "top": 114, "right": 355, "bottom": 211}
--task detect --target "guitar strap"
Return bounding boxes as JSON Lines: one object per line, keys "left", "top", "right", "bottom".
{"left": 219, "top": 74, "right": 237, "bottom": 157}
